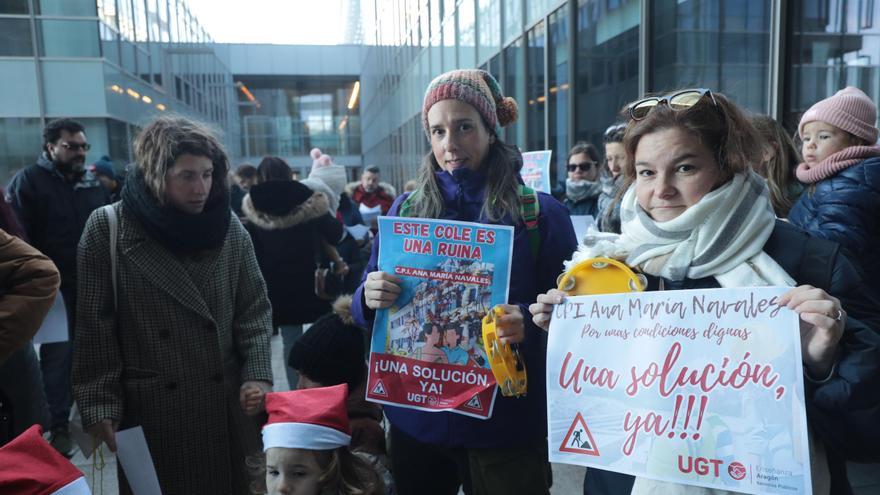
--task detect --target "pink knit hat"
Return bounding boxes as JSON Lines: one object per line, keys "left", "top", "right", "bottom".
{"left": 422, "top": 69, "right": 518, "bottom": 137}
{"left": 798, "top": 86, "right": 878, "bottom": 144}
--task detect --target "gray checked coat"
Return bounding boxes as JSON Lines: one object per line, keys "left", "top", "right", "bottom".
{"left": 72, "top": 202, "right": 273, "bottom": 495}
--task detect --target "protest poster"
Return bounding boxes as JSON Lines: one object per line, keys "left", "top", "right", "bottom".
{"left": 366, "top": 216, "right": 514, "bottom": 419}
{"left": 547, "top": 287, "right": 812, "bottom": 495}
{"left": 33, "top": 292, "right": 68, "bottom": 344}
{"left": 521, "top": 150, "right": 552, "bottom": 193}
{"left": 569, "top": 215, "right": 595, "bottom": 245}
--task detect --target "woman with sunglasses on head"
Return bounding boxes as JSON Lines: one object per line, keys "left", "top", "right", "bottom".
{"left": 530, "top": 89, "right": 880, "bottom": 495}
{"left": 564, "top": 142, "right": 604, "bottom": 217}
{"left": 597, "top": 123, "right": 628, "bottom": 233}
{"left": 352, "top": 69, "right": 577, "bottom": 495}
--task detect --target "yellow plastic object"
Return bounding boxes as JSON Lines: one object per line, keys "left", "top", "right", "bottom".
{"left": 482, "top": 306, "right": 527, "bottom": 398}
{"left": 556, "top": 257, "right": 647, "bottom": 295}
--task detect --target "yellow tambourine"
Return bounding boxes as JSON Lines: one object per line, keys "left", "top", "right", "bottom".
{"left": 556, "top": 257, "right": 647, "bottom": 295}
{"left": 481, "top": 306, "right": 527, "bottom": 398}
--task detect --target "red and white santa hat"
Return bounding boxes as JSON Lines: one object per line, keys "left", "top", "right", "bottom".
{"left": 262, "top": 384, "right": 351, "bottom": 451}
{"left": 0, "top": 425, "right": 91, "bottom": 494}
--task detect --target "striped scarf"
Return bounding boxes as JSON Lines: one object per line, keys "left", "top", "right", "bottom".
{"left": 569, "top": 171, "right": 794, "bottom": 288}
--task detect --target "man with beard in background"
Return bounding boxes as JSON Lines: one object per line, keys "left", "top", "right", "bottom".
{"left": 5, "top": 118, "right": 109, "bottom": 456}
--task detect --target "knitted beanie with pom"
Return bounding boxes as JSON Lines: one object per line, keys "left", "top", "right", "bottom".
{"left": 422, "top": 69, "right": 518, "bottom": 137}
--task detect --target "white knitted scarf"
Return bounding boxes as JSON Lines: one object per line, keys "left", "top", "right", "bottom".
{"left": 568, "top": 171, "right": 795, "bottom": 288}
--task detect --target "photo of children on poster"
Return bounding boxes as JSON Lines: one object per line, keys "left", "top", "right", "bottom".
{"left": 367, "top": 217, "right": 514, "bottom": 419}
{"left": 520, "top": 150, "right": 552, "bottom": 193}
{"left": 546, "top": 287, "right": 812, "bottom": 495}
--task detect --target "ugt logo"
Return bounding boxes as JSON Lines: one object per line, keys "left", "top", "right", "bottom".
{"left": 678, "top": 456, "right": 748, "bottom": 481}
{"left": 677, "top": 455, "right": 724, "bottom": 477}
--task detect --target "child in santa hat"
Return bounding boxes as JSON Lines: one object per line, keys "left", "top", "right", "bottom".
{"left": 251, "top": 384, "right": 384, "bottom": 495}
{"left": 0, "top": 424, "right": 92, "bottom": 494}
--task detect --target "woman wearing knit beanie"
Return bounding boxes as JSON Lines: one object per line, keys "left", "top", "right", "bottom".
{"left": 351, "top": 69, "right": 577, "bottom": 495}
{"left": 788, "top": 86, "right": 880, "bottom": 282}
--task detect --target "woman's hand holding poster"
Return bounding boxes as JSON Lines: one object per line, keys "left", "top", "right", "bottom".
{"left": 547, "top": 287, "right": 812, "bottom": 495}
{"left": 367, "top": 216, "right": 513, "bottom": 419}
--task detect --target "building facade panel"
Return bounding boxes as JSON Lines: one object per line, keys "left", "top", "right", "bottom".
{"left": 360, "top": 0, "right": 880, "bottom": 193}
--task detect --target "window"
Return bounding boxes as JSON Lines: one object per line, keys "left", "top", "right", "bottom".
{"left": 442, "top": 12, "right": 456, "bottom": 71}
{"left": 651, "top": 0, "right": 770, "bottom": 114}
{"left": 39, "top": 19, "right": 100, "bottom": 57}
{"left": 99, "top": 21, "right": 119, "bottom": 64}
{"left": 37, "top": 0, "right": 96, "bottom": 16}
{"left": 548, "top": 6, "right": 570, "bottom": 185}
{"left": 787, "top": 0, "right": 880, "bottom": 130}
{"left": 477, "top": 0, "right": 500, "bottom": 64}
{"left": 97, "top": 0, "right": 117, "bottom": 28}
{"left": 526, "top": 21, "right": 546, "bottom": 152}
{"left": 458, "top": 0, "right": 476, "bottom": 68}
{"left": 503, "top": 0, "right": 523, "bottom": 45}
{"left": 0, "top": 0, "right": 29, "bottom": 14}
{"left": 527, "top": 0, "right": 551, "bottom": 26}
{"left": 574, "top": 0, "right": 639, "bottom": 153}
{"left": 0, "top": 118, "right": 42, "bottom": 181}
{"left": 0, "top": 18, "right": 32, "bottom": 56}
{"left": 504, "top": 37, "right": 526, "bottom": 148}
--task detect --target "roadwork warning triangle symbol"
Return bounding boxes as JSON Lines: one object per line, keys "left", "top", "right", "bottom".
{"left": 370, "top": 379, "right": 388, "bottom": 397}
{"left": 559, "top": 412, "right": 600, "bottom": 456}
{"left": 463, "top": 394, "right": 482, "bottom": 410}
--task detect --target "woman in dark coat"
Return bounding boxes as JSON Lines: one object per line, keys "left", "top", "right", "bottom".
{"left": 353, "top": 69, "right": 577, "bottom": 495}
{"left": 243, "top": 156, "right": 344, "bottom": 389}
{"left": 531, "top": 90, "right": 880, "bottom": 495}
{"left": 73, "top": 116, "right": 273, "bottom": 494}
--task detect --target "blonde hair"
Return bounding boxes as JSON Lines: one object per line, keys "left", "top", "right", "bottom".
{"left": 750, "top": 115, "right": 802, "bottom": 217}
{"left": 248, "top": 448, "right": 384, "bottom": 495}
{"left": 132, "top": 115, "right": 229, "bottom": 204}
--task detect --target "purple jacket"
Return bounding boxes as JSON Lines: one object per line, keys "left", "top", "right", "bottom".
{"left": 353, "top": 168, "right": 577, "bottom": 448}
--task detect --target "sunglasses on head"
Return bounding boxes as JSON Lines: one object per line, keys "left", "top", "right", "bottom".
{"left": 628, "top": 88, "right": 717, "bottom": 121}
{"left": 59, "top": 142, "right": 91, "bottom": 152}
{"left": 567, "top": 162, "right": 596, "bottom": 173}
{"left": 604, "top": 123, "right": 626, "bottom": 138}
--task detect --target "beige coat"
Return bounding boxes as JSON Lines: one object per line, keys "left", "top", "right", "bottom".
{"left": 72, "top": 203, "right": 273, "bottom": 495}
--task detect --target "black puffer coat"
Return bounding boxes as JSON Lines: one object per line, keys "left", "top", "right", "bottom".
{"left": 788, "top": 156, "right": 880, "bottom": 283}
{"left": 243, "top": 181, "right": 343, "bottom": 326}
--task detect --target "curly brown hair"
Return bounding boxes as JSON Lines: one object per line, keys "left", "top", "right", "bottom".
{"left": 620, "top": 91, "right": 764, "bottom": 186}
{"left": 132, "top": 115, "right": 229, "bottom": 205}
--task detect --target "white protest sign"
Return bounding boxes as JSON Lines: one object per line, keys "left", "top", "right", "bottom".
{"left": 116, "top": 426, "right": 163, "bottom": 495}
{"left": 521, "top": 150, "right": 552, "bottom": 192}
{"left": 547, "top": 287, "right": 811, "bottom": 495}
{"left": 569, "top": 215, "right": 595, "bottom": 244}
{"left": 33, "top": 292, "right": 68, "bottom": 344}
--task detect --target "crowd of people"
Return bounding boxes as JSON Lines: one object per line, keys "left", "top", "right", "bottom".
{"left": 0, "top": 66, "right": 878, "bottom": 495}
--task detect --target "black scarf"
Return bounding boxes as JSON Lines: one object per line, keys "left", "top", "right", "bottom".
{"left": 122, "top": 169, "right": 231, "bottom": 254}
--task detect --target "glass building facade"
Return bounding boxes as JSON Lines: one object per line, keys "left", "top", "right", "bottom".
{"left": 235, "top": 76, "right": 362, "bottom": 169}
{"left": 359, "top": 0, "right": 880, "bottom": 191}
{"left": 0, "top": 0, "right": 236, "bottom": 181}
